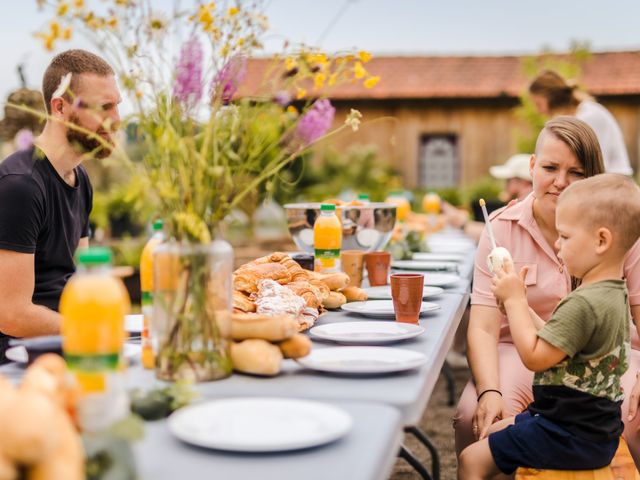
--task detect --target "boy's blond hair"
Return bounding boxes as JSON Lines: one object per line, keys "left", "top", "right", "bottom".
{"left": 559, "top": 174, "right": 640, "bottom": 252}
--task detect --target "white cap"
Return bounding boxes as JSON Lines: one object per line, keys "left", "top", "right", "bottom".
{"left": 489, "top": 154, "right": 532, "bottom": 181}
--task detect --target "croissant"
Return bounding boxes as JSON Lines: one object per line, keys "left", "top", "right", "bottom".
{"left": 308, "top": 280, "right": 330, "bottom": 302}
{"left": 284, "top": 281, "right": 322, "bottom": 309}
{"left": 233, "top": 263, "right": 292, "bottom": 293}
{"left": 233, "top": 290, "right": 256, "bottom": 312}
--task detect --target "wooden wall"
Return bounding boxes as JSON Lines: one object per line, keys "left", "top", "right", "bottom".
{"left": 327, "top": 97, "right": 640, "bottom": 188}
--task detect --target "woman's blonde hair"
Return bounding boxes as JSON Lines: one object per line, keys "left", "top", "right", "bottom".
{"left": 528, "top": 69, "right": 591, "bottom": 112}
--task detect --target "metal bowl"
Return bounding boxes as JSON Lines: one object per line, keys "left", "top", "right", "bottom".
{"left": 284, "top": 202, "right": 397, "bottom": 253}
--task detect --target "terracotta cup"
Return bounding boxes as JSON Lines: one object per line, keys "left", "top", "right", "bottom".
{"left": 341, "top": 250, "right": 365, "bottom": 287}
{"left": 390, "top": 273, "right": 424, "bottom": 324}
{"left": 364, "top": 251, "right": 391, "bottom": 287}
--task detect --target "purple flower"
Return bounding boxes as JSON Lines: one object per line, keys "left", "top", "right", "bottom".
{"left": 274, "top": 90, "right": 291, "bottom": 106}
{"left": 14, "top": 129, "right": 34, "bottom": 151}
{"left": 295, "top": 99, "right": 335, "bottom": 145}
{"left": 212, "top": 55, "right": 247, "bottom": 104}
{"left": 173, "top": 37, "right": 203, "bottom": 108}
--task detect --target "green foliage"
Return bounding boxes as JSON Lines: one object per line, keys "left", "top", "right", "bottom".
{"left": 109, "top": 237, "right": 146, "bottom": 267}
{"left": 273, "top": 145, "right": 402, "bottom": 203}
{"left": 461, "top": 175, "right": 503, "bottom": 204}
{"left": 515, "top": 41, "right": 593, "bottom": 153}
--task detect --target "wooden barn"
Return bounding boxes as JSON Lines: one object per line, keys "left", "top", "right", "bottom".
{"left": 243, "top": 51, "right": 640, "bottom": 188}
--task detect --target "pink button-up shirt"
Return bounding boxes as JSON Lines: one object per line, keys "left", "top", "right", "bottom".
{"left": 471, "top": 193, "right": 640, "bottom": 346}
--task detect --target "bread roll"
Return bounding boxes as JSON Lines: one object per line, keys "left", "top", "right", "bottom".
{"left": 341, "top": 286, "right": 368, "bottom": 302}
{"left": 231, "top": 312, "right": 298, "bottom": 341}
{"left": 231, "top": 339, "right": 283, "bottom": 376}
{"left": 233, "top": 263, "right": 292, "bottom": 294}
{"left": 233, "top": 290, "right": 256, "bottom": 312}
{"left": 323, "top": 291, "right": 347, "bottom": 309}
{"left": 308, "top": 271, "right": 350, "bottom": 291}
{"left": 277, "top": 334, "right": 312, "bottom": 359}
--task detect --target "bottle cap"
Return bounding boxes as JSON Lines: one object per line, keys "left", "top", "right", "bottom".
{"left": 152, "top": 219, "right": 164, "bottom": 231}
{"left": 320, "top": 204, "right": 336, "bottom": 211}
{"left": 76, "top": 247, "right": 113, "bottom": 265}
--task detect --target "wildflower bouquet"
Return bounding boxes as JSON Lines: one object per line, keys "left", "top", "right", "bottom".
{"left": 35, "top": 0, "right": 378, "bottom": 381}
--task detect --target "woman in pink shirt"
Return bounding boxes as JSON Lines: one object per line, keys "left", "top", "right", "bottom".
{"left": 454, "top": 116, "right": 640, "bottom": 468}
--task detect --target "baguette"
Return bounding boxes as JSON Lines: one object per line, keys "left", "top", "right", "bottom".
{"left": 230, "top": 339, "right": 283, "bottom": 376}
{"left": 231, "top": 312, "right": 298, "bottom": 341}
{"left": 307, "top": 271, "right": 350, "bottom": 291}
{"left": 323, "top": 291, "right": 347, "bottom": 309}
{"left": 341, "top": 286, "right": 368, "bottom": 302}
{"left": 277, "top": 334, "right": 312, "bottom": 359}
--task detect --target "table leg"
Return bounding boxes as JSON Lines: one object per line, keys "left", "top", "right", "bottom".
{"left": 398, "top": 444, "right": 433, "bottom": 480}
{"left": 405, "top": 426, "right": 440, "bottom": 480}
{"left": 441, "top": 360, "right": 456, "bottom": 406}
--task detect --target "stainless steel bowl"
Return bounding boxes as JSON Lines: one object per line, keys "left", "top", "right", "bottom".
{"left": 284, "top": 202, "right": 397, "bottom": 253}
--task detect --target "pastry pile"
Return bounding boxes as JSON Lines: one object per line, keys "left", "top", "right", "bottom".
{"left": 232, "top": 252, "right": 367, "bottom": 331}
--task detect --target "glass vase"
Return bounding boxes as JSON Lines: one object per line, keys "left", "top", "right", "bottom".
{"left": 152, "top": 239, "right": 233, "bottom": 382}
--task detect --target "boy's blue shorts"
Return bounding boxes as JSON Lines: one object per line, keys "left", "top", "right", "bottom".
{"left": 488, "top": 412, "right": 619, "bottom": 475}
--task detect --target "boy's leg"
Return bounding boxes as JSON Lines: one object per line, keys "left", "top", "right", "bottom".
{"left": 458, "top": 438, "right": 502, "bottom": 480}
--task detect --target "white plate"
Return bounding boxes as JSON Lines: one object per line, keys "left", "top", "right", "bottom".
{"left": 363, "top": 285, "right": 444, "bottom": 300}
{"left": 296, "top": 346, "right": 428, "bottom": 374}
{"left": 391, "top": 272, "right": 461, "bottom": 288}
{"left": 426, "top": 241, "right": 476, "bottom": 254}
{"left": 310, "top": 321, "right": 425, "bottom": 345}
{"left": 168, "top": 397, "right": 352, "bottom": 452}
{"left": 391, "top": 260, "right": 458, "bottom": 271}
{"left": 411, "top": 252, "right": 465, "bottom": 263}
{"left": 125, "top": 314, "right": 143, "bottom": 333}
{"left": 341, "top": 300, "right": 440, "bottom": 318}
{"left": 4, "top": 344, "right": 141, "bottom": 365}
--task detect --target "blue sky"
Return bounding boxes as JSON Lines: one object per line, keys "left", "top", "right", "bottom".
{"left": 1, "top": 0, "right": 640, "bottom": 105}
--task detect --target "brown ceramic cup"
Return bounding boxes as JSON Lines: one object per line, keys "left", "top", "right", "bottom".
{"left": 390, "top": 273, "right": 424, "bottom": 324}
{"left": 341, "top": 250, "right": 365, "bottom": 287}
{"left": 364, "top": 251, "right": 391, "bottom": 286}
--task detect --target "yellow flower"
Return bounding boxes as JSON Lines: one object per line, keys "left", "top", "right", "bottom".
{"left": 107, "top": 16, "right": 118, "bottom": 29}
{"left": 314, "top": 72, "right": 326, "bottom": 89}
{"left": 49, "top": 21, "right": 61, "bottom": 38}
{"left": 285, "top": 57, "right": 297, "bottom": 72}
{"left": 228, "top": 7, "right": 239, "bottom": 16}
{"left": 62, "top": 27, "right": 73, "bottom": 40}
{"left": 198, "top": 6, "right": 214, "bottom": 25}
{"left": 135, "top": 90, "right": 143, "bottom": 99}
{"left": 73, "top": 0, "right": 84, "bottom": 9}
{"left": 328, "top": 73, "right": 338, "bottom": 86}
{"left": 44, "top": 35, "right": 55, "bottom": 51}
{"left": 57, "top": 2, "right": 69, "bottom": 16}
{"left": 344, "top": 109, "right": 363, "bottom": 131}
{"left": 237, "top": 37, "right": 245, "bottom": 46}
{"left": 363, "top": 76, "right": 380, "bottom": 89}
{"left": 358, "top": 51, "right": 372, "bottom": 63}
{"left": 353, "top": 61, "right": 366, "bottom": 79}
{"left": 295, "top": 87, "right": 306, "bottom": 100}
{"left": 221, "top": 43, "right": 230, "bottom": 57}
{"left": 286, "top": 105, "right": 298, "bottom": 116}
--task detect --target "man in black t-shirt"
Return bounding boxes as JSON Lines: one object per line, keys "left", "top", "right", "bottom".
{"left": 0, "top": 49, "right": 121, "bottom": 357}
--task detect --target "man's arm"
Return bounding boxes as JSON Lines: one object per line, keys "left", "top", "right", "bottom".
{"left": 0, "top": 249, "right": 61, "bottom": 337}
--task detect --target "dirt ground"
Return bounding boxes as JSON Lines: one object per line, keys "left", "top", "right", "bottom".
{"left": 390, "top": 365, "right": 471, "bottom": 480}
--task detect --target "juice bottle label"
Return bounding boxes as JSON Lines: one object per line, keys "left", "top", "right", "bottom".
{"left": 314, "top": 248, "right": 340, "bottom": 259}
{"left": 141, "top": 291, "right": 155, "bottom": 368}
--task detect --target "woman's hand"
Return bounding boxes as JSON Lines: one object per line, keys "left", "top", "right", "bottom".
{"left": 473, "top": 391, "right": 507, "bottom": 440}
{"left": 490, "top": 258, "right": 528, "bottom": 306}
{"left": 627, "top": 375, "right": 640, "bottom": 426}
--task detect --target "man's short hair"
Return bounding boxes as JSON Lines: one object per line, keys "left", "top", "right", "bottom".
{"left": 559, "top": 174, "right": 640, "bottom": 252}
{"left": 42, "top": 49, "right": 114, "bottom": 114}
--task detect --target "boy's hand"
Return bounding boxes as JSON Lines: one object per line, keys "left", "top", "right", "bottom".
{"left": 490, "top": 258, "right": 528, "bottom": 305}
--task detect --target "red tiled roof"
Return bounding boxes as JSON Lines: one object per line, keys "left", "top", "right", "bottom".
{"left": 241, "top": 51, "right": 640, "bottom": 100}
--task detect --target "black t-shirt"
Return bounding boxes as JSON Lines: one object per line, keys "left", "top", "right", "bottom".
{"left": 0, "top": 147, "right": 92, "bottom": 316}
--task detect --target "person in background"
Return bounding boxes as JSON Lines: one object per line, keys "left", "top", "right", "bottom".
{"left": 444, "top": 153, "right": 533, "bottom": 244}
{"left": 529, "top": 69, "right": 633, "bottom": 176}
{"left": 0, "top": 49, "right": 121, "bottom": 361}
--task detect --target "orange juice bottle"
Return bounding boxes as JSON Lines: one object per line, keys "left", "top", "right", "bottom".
{"left": 385, "top": 191, "right": 411, "bottom": 221}
{"left": 140, "top": 219, "right": 164, "bottom": 369}
{"left": 422, "top": 192, "right": 441, "bottom": 214}
{"left": 60, "top": 247, "right": 130, "bottom": 431}
{"left": 314, "top": 204, "right": 342, "bottom": 272}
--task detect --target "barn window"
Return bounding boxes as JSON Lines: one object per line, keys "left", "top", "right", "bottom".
{"left": 418, "top": 134, "right": 459, "bottom": 188}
